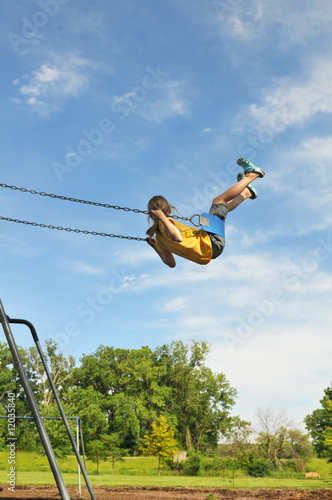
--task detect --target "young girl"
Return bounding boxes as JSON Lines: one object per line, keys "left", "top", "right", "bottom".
{"left": 146, "top": 158, "right": 265, "bottom": 267}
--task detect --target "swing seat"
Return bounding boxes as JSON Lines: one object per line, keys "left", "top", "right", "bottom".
{"left": 199, "top": 213, "right": 225, "bottom": 239}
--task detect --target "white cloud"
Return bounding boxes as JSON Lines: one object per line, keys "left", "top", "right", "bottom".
{"left": 139, "top": 80, "right": 192, "bottom": 123}
{"left": 212, "top": 0, "right": 332, "bottom": 47}
{"left": 13, "top": 54, "right": 96, "bottom": 117}
{"left": 20, "top": 65, "right": 61, "bottom": 95}
{"left": 158, "top": 296, "right": 189, "bottom": 312}
{"left": 257, "top": 1, "right": 332, "bottom": 46}
{"left": 114, "top": 247, "right": 157, "bottom": 266}
{"left": 120, "top": 246, "right": 332, "bottom": 337}
{"left": 290, "top": 135, "right": 332, "bottom": 168}
{"left": 65, "top": 261, "right": 105, "bottom": 276}
{"left": 257, "top": 134, "right": 332, "bottom": 234}
{"left": 207, "top": 323, "right": 332, "bottom": 426}
{"left": 111, "top": 77, "right": 192, "bottom": 124}
{"left": 240, "top": 59, "right": 332, "bottom": 133}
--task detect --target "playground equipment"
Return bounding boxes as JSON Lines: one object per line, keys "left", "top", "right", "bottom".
{"left": 0, "top": 298, "right": 96, "bottom": 500}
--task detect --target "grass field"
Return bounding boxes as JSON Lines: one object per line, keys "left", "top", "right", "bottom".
{"left": 7, "top": 472, "right": 332, "bottom": 490}
{"left": 1, "top": 452, "right": 332, "bottom": 490}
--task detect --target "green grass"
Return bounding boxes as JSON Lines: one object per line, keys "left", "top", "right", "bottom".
{"left": 306, "top": 456, "right": 332, "bottom": 477}
{"left": 1, "top": 452, "right": 332, "bottom": 490}
{"left": 7, "top": 472, "right": 332, "bottom": 489}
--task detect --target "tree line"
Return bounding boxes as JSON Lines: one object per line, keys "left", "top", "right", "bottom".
{"left": 0, "top": 339, "right": 332, "bottom": 475}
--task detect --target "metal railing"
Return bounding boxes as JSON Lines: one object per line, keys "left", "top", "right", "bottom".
{"left": 0, "top": 299, "right": 96, "bottom": 500}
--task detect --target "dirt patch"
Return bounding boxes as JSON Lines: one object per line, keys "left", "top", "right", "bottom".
{"left": 1, "top": 486, "right": 332, "bottom": 500}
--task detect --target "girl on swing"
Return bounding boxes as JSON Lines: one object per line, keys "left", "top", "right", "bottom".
{"left": 146, "top": 158, "right": 265, "bottom": 268}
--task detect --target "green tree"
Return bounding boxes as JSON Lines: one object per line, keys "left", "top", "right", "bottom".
{"left": 87, "top": 434, "right": 128, "bottom": 475}
{"left": 103, "top": 433, "right": 128, "bottom": 474}
{"left": 282, "top": 429, "right": 314, "bottom": 463}
{"left": 0, "top": 342, "right": 16, "bottom": 399}
{"left": 219, "top": 418, "right": 253, "bottom": 460}
{"left": 38, "top": 402, "right": 80, "bottom": 458}
{"left": 72, "top": 345, "right": 169, "bottom": 453}
{"left": 25, "top": 339, "right": 75, "bottom": 406}
{"left": 0, "top": 342, "right": 33, "bottom": 414}
{"left": 86, "top": 438, "right": 108, "bottom": 474}
{"left": 255, "top": 408, "right": 313, "bottom": 469}
{"left": 305, "top": 384, "right": 332, "bottom": 461}
{"left": 156, "top": 340, "right": 237, "bottom": 452}
{"left": 64, "top": 386, "right": 108, "bottom": 446}
{"left": 323, "top": 400, "right": 332, "bottom": 446}
{"left": 0, "top": 342, "right": 41, "bottom": 451}
{"left": 255, "top": 408, "right": 291, "bottom": 467}
{"left": 140, "top": 415, "right": 179, "bottom": 475}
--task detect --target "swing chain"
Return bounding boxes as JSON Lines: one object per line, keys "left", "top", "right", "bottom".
{"left": 0, "top": 216, "right": 147, "bottom": 242}
{"left": 0, "top": 182, "right": 189, "bottom": 221}
{"left": 0, "top": 182, "right": 194, "bottom": 241}
{"left": 0, "top": 183, "right": 149, "bottom": 214}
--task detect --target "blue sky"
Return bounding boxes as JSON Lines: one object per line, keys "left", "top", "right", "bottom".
{"left": 1, "top": 0, "right": 332, "bottom": 432}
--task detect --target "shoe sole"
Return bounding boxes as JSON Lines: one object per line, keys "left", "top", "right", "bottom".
{"left": 237, "top": 158, "right": 265, "bottom": 178}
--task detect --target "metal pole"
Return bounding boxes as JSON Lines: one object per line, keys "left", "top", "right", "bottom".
{"left": 0, "top": 416, "right": 81, "bottom": 421}
{"left": 0, "top": 414, "right": 84, "bottom": 494}
{"left": 8, "top": 316, "right": 97, "bottom": 500}
{"left": 79, "top": 419, "right": 88, "bottom": 471}
{"left": 76, "top": 418, "right": 81, "bottom": 496}
{"left": 0, "top": 299, "right": 71, "bottom": 500}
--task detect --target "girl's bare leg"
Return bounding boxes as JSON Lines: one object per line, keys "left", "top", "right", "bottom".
{"left": 212, "top": 171, "right": 260, "bottom": 205}
{"left": 226, "top": 189, "right": 252, "bottom": 211}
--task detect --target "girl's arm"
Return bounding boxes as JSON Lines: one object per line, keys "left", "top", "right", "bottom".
{"left": 150, "top": 210, "right": 183, "bottom": 242}
{"left": 147, "top": 237, "right": 176, "bottom": 268}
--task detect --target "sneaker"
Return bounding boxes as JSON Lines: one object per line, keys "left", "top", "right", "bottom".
{"left": 237, "top": 172, "right": 258, "bottom": 200}
{"left": 237, "top": 158, "right": 265, "bottom": 178}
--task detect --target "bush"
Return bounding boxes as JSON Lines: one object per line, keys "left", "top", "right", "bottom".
{"left": 242, "top": 453, "right": 271, "bottom": 477}
{"left": 200, "top": 456, "right": 219, "bottom": 474}
{"left": 182, "top": 451, "right": 201, "bottom": 476}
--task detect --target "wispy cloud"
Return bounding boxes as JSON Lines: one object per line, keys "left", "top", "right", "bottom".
{"left": 290, "top": 134, "right": 332, "bottom": 168}
{"left": 213, "top": 0, "right": 332, "bottom": 47}
{"left": 12, "top": 53, "right": 96, "bottom": 117}
{"left": 240, "top": 59, "right": 332, "bottom": 133}
{"left": 157, "top": 296, "right": 189, "bottom": 312}
{"left": 114, "top": 247, "right": 157, "bottom": 266}
{"left": 64, "top": 260, "right": 105, "bottom": 276}
{"left": 0, "top": 233, "right": 42, "bottom": 258}
{"left": 139, "top": 80, "right": 192, "bottom": 123}
{"left": 254, "top": 0, "right": 332, "bottom": 46}
{"left": 259, "top": 134, "right": 332, "bottom": 233}
{"left": 118, "top": 245, "right": 332, "bottom": 319}
{"left": 110, "top": 72, "right": 192, "bottom": 124}
{"left": 207, "top": 323, "right": 332, "bottom": 426}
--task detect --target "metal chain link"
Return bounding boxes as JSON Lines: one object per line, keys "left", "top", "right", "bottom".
{"left": 0, "top": 182, "right": 189, "bottom": 221}
{"left": 0, "top": 182, "right": 194, "bottom": 241}
{"left": 0, "top": 182, "right": 149, "bottom": 214}
{"left": 0, "top": 216, "right": 147, "bottom": 242}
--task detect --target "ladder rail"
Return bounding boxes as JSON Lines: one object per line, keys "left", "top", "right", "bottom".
{"left": 0, "top": 299, "right": 71, "bottom": 500}
{"left": 6, "top": 315, "right": 97, "bottom": 500}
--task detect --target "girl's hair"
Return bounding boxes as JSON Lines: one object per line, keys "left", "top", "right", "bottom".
{"left": 146, "top": 195, "right": 176, "bottom": 237}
